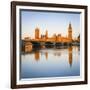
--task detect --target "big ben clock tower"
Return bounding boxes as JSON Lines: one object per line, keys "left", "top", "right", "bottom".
{"left": 68, "top": 22, "right": 72, "bottom": 40}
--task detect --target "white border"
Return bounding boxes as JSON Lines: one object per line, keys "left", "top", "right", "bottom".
{"left": 16, "top": 5, "right": 85, "bottom": 85}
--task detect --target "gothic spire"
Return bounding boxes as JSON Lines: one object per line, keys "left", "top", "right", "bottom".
{"left": 69, "top": 22, "right": 72, "bottom": 29}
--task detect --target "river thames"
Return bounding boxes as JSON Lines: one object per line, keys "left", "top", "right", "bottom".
{"left": 20, "top": 46, "right": 80, "bottom": 79}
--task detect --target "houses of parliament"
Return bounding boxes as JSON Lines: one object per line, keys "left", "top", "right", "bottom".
{"left": 34, "top": 23, "right": 73, "bottom": 43}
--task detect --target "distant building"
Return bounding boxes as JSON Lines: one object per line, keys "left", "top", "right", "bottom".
{"left": 35, "top": 27, "right": 40, "bottom": 39}
{"left": 34, "top": 23, "right": 73, "bottom": 43}
{"left": 41, "top": 34, "right": 46, "bottom": 40}
{"left": 40, "top": 30, "right": 48, "bottom": 41}
{"left": 45, "top": 30, "right": 48, "bottom": 39}
{"left": 53, "top": 33, "right": 57, "bottom": 41}
{"left": 68, "top": 23, "right": 72, "bottom": 40}
{"left": 57, "top": 34, "right": 61, "bottom": 42}
{"left": 47, "top": 23, "right": 73, "bottom": 43}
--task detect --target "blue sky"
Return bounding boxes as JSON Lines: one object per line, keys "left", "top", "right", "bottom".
{"left": 21, "top": 10, "right": 80, "bottom": 39}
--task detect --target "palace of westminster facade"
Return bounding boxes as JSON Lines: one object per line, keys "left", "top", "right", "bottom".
{"left": 24, "top": 23, "right": 80, "bottom": 43}
{"left": 33, "top": 23, "right": 74, "bottom": 43}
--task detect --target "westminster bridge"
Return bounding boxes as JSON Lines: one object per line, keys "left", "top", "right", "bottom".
{"left": 21, "top": 39, "right": 80, "bottom": 52}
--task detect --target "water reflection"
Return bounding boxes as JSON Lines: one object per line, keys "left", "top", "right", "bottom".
{"left": 34, "top": 51, "right": 40, "bottom": 61}
{"left": 22, "top": 46, "right": 80, "bottom": 64}
{"left": 68, "top": 47, "right": 72, "bottom": 67}
{"left": 45, "top": 52, "right": 48, "bottom": 60}
{"left": 27, "top": 46, "right": 74, "bottom": 66}
{"left": 20, "top": 46, "right": 80, "bottom": 78}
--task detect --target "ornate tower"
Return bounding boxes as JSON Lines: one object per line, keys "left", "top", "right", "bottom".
{"left": 68, "top": 23, "right": 72, "bottom": 40}
{"left": 35, "top": 27, "right": 40, "bottom": 39}
{"left": 45, "top": 30, "right": 48, "bottom": 39}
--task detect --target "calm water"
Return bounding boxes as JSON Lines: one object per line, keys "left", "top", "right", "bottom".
{"left": 20, "top": 46, "right": 80, "bottom": 79}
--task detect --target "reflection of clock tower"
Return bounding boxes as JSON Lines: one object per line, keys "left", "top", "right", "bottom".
{"left": 68, "top": 23, "right": 72, "bottom": 40}
{"left": 68, "top": 47, "right": 72, "bottom": 67}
